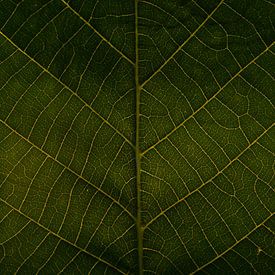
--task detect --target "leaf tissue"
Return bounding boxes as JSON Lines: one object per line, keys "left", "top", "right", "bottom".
{"left": 0, "top": 0, "right": 274, "bottom": 274}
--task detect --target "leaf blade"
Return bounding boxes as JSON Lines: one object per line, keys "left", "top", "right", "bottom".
{"left": 0, "top": 0, "right": 274, "bottom": 273}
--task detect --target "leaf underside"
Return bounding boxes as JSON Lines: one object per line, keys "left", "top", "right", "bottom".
{"left": 0, "top": 0, "right": 274, "bottom": 274}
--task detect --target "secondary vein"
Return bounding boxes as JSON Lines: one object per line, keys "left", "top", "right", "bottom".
{"left": 0, "top": 31, "right": 134, "bottom": 149}
{"left": 60, "top": 0, "right": 135, "bottom": 66}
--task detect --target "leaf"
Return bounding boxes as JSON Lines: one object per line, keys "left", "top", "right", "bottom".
{"left": 0, "top": 0, "right": 274, "bottom": 274}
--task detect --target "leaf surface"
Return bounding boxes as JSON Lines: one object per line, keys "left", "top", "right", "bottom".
{"left": 0, "top": 0, "right": 274, "bottom": 274}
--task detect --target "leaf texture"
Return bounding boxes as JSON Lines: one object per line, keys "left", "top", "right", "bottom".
{"left": 0, "top": 0, "right": 274, "bottom": 274}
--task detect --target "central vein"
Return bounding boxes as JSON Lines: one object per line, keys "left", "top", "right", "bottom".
{"left": 134, "top": 0, "right": 144, "bottom": 274}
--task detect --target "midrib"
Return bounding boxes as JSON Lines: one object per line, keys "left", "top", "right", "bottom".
{"left": 134, "top": 0, "right": 144, "bottom": 274}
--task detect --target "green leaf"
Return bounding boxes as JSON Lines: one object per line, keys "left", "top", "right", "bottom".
{"left": 0, "top": 0, "right": 274, "bottom": 274}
